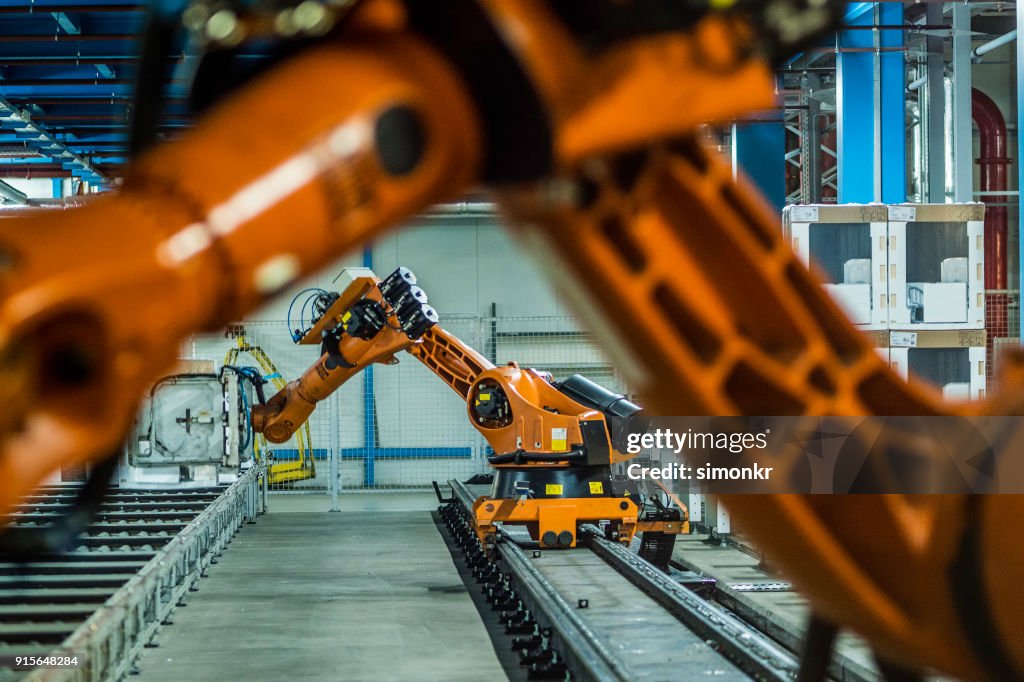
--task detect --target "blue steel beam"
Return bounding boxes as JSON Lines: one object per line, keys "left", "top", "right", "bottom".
{"left": 837, "top": 5, "right": 874, "bottom": 202}
{"left": 878, "top": 1, "right": 905, "bottom": 203}
{"left": 50, "top": 11, "right": 81, "bottom": 34}
{"left": 362, "top": 246, "right": 375, "bottom": 486}
{"left": 836, "top": 2, "right": 905, "bottom": 203}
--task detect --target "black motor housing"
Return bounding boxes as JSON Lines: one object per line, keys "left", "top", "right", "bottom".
{"left": 557, "top": 374, "right": 649, "bottom": 455}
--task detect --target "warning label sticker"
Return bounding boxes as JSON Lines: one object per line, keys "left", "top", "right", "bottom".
{"left": 551, "top": 428, "right": 568, "bottom": 451}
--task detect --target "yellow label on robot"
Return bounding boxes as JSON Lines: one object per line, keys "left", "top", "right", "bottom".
{"left": 589, "top": 481, "right": 604, "bottom": 495}
{"left": 546, "top": 484, "right": 563, "bottom": 496}
{"left": 551, "top": 427, "right": 568, "bottom": 451}
{"left": 479, "top": 393, "right": 490, "bottom": 400}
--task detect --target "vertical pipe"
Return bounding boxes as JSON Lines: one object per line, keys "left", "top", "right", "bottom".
{"left": 973, "top": 89, "right": 1009, "bottom": 289}
{"left": 910, "top": 98, "right": 923, "bottom": 201}
{"left": 925, "top": 2, "right": 946, "bottom": 202}
{"left": 952, "top": 4, "right": 975, "bottom": 203}
{"left": 945, "top": 76, "right": 955, "bottom": 197}
{"left": 974, "top": 88, "right": 1011, "bottom": 388}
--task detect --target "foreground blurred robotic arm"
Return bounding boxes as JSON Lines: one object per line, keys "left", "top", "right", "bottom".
{"left": 7, "top": 1, "right": 1022, "bottom": 679}
{"left": 0, "top": 2, "right": 483, "bottom": 512}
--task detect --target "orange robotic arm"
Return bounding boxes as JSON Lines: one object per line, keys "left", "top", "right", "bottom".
{"left": 412, "top": 325, "right": 642, "bottom": 468}
{"left": 251, "top": 264, "right": 667, "bottom": 551}
{"left": 253, "top": 265, "right": 642, "bottom": 471}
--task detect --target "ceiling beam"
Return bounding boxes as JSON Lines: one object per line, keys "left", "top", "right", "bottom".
{"left": 0, "top": 5, "right": 143, "bottom": 14}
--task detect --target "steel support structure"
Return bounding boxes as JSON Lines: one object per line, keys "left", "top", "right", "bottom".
{"left": 951, "top": 4, "right": 974, "bottom": 203}
{"left": 797, "top": 73, "right": 824, "bottom": 204}
{"left": 924, "top": 2, "right": 946, "bottom": 202}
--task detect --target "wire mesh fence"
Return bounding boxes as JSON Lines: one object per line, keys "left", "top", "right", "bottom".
{"left": 186, "top": 315, "right": 624, "bottom": 493}
{"left": 986, "top": 290, "right": 1021, "bottom": 394}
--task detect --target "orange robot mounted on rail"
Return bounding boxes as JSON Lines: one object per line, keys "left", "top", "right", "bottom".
{"left": 251, "top": 266, "right": 683, "bottom": 550}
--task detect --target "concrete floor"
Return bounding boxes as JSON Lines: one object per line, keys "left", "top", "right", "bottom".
{"left": 134, "top": 493, "right": 506, "bottom": 682}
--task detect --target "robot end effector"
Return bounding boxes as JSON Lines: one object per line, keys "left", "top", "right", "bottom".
{"left": 251, "top": 267, "right": 439, "bottom": 443}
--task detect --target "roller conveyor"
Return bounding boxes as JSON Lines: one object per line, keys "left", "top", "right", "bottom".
{"left": 0, "top": 468, "right": 265, "bottom": 682}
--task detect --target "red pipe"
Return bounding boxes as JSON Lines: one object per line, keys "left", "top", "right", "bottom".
{"left": 972, "top": 88, "right": 1010, "bottom": 289}
{"left": 973, "top": 89, "right": 1013, "bottom": 392}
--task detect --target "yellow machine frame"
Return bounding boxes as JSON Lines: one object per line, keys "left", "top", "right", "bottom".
{"left": 223, "top": 333, "right": 317, "bottom": 486}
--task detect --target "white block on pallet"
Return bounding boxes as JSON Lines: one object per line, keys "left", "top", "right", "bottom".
{"left": 783, "top": 204, "right": 889, "bottom": 329}
{"left": 887, "top": 204, "right": 985, "bottom": 329}
{"left": 823, "top": 283, "right": 872, "bottom": 324}
{"left": 888, "top": 329, "right": 986, "bottom": 400}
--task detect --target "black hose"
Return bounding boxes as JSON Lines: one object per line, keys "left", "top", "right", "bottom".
{"left": 487, "top": 449, "right": 587, "bottom": 466}
{"left": 797, "top": 612, "right": 838, "bottom": 682}
{"left": 128, "top": 10, "right": 181, "bottom": 158}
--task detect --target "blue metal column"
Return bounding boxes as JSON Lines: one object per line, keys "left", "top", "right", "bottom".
{"left": 51, "top": 178, "right": 62, "bottom": 199}
{"left": 837, "top": 4, "right": 875, "bottom": 203}
{"left": 362, "top": 245, "right": 376, "bottom": 486}
{"left": 733, "top": 115, "right": 786, "bottom": 211}
{"left": 837, "top": 3, "right": 904, "bottom": 203}
{"left": 878, "top": 1, "right": 906, "bottom": 203}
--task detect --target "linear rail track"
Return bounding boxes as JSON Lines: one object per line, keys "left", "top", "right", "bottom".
{"left": 0, "top": 467, "right": 265, "bottom": 682}
{"left": 442, "top": 480, "right": 800, "bottom": 681}
{"left": 578, "top": 524, "right": 800, "bottom": 680}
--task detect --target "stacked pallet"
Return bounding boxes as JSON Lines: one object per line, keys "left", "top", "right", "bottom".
{"left": 785, "top": 203, "right": 986, "bottom": 399}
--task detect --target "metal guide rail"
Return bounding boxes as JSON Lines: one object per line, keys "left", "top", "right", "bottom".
{"left": 0, "top": 468, "right": 265, "bottom": 682}
{"left": 441, "top": 480, "right": 800, "bottom": 681}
